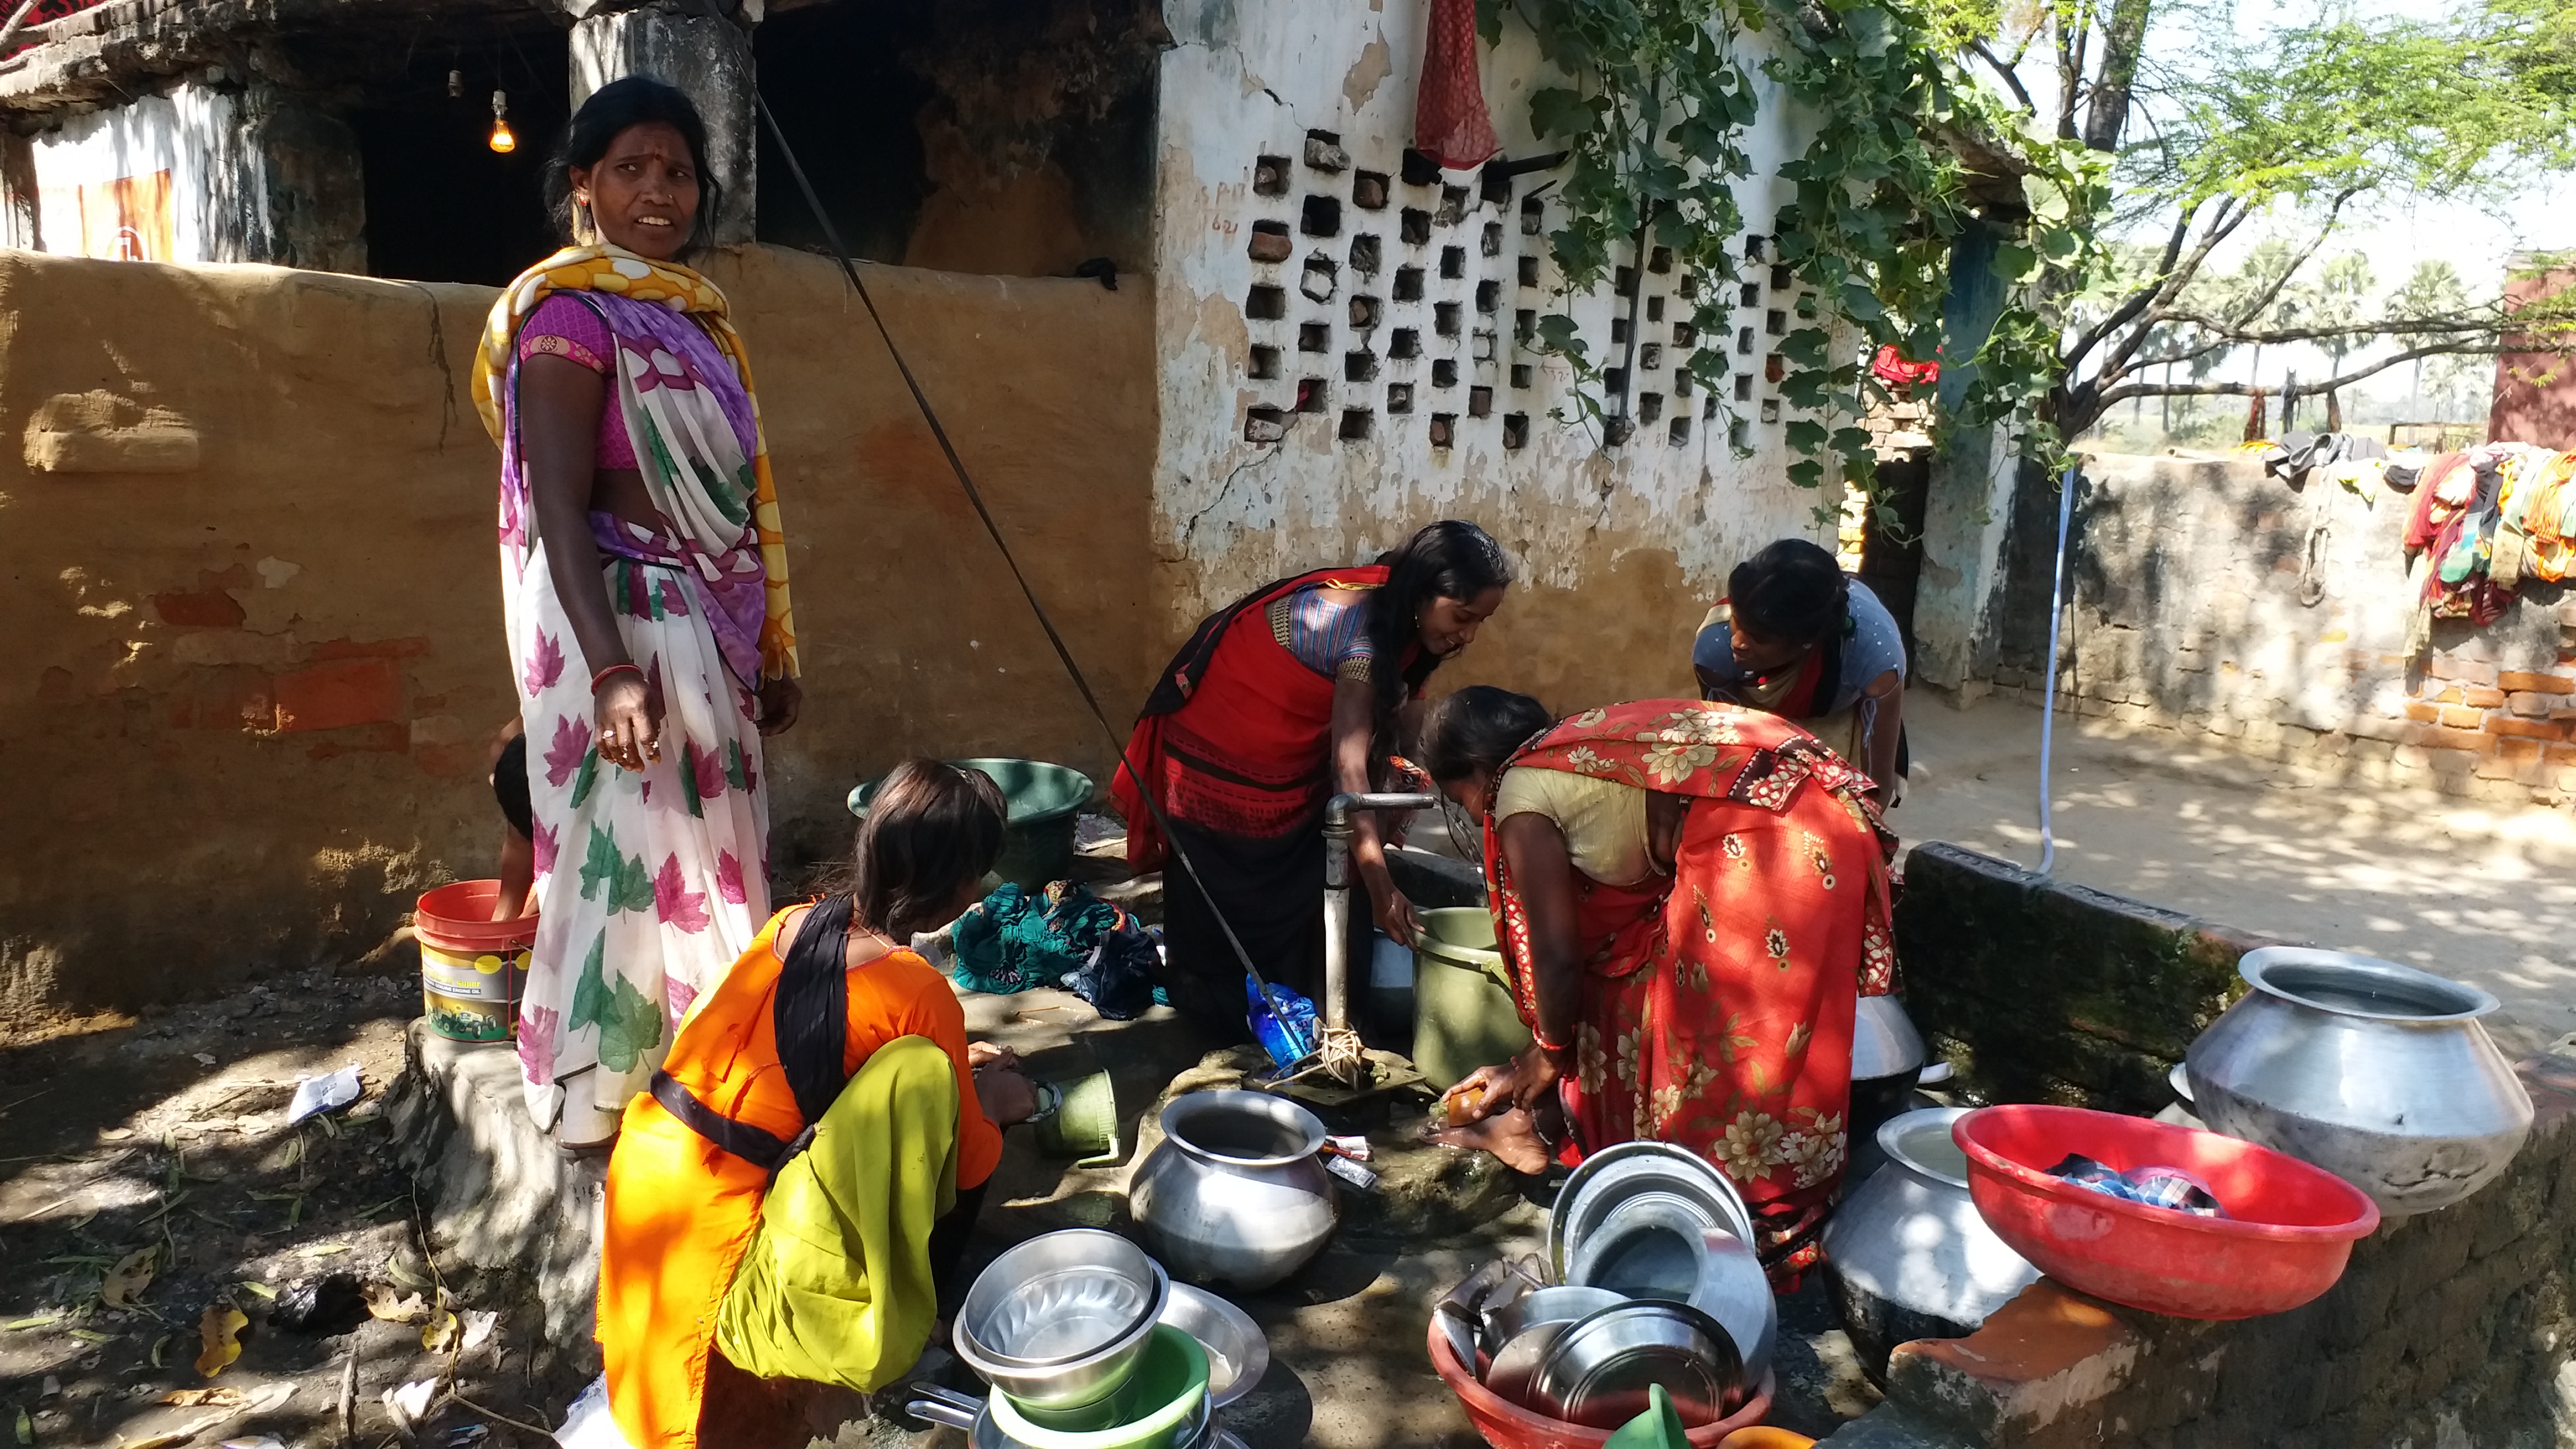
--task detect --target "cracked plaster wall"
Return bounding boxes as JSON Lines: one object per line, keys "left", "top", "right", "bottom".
{"left": 1148, "top": 0, "right": 1847, "bottom": 710}
{"left": 0, "top": 244, "right": 1156, "bottom": 1032}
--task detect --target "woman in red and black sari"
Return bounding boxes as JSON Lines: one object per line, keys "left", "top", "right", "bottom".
{"left": 1111, "top": 522, "right": 1512, "bottom": 1043}
{"left": 1422, "top": 688, "right": 1896, "bottom": 1280}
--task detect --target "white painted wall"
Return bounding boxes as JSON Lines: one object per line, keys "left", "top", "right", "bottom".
{"left": 1151, "top": 0, "right": 1846, "bottom": 626}
{"left": 28, "top": 85, "right": 240, "bottom": 262}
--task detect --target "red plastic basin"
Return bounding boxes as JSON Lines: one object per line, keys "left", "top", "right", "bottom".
{"left": 1953, "top": 1105, "right": 2379, "bottom": 1320}
{"left": 1427, "top": 1314, "right": 1774, "bottom": 1448}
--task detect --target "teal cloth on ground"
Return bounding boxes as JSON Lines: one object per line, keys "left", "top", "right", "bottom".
{"left": 947, "top": 882, "right": 1168, "bottom": 1017}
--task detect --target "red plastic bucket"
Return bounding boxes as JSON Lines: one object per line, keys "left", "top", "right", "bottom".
{"left": 414, "top": 880, "right": 535, "bottom": 1044}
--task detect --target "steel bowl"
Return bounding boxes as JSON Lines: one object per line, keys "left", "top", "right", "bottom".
{"left": 1528, "top": 1300, "right": 1746, "bottom": 1430}
{"left": 956, "top": 1230, "right": 1171, "bottom": 1411}
{"left": 1564, "top": 1200, "right": 1775, "bottom": 1384}
{"left": 1549, "top": 1141, "right": 1757, "bottom": 1281}
{"left": 1850, "top": 994, "right": 1929, "bottom": 1082}
{"left": 1157, "top": 1284, "right": 1270, "bottom": 1410}
{"left": 905, "top": 1384, "right": 1235, "bottom": 1449}
{"left": 1476, "top": 1286, "right": 1625, "bottom": 1405}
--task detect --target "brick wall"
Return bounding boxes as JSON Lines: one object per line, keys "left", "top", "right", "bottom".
{"left": 1981, "top": 452, "right": 2576, "bottom": 809}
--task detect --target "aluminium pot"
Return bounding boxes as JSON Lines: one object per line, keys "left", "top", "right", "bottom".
{"left": 2185, "top": 948, "right": 2534, "bottom": 1216}
{"left": 1129, "top": 1090, "right": 1337, "bottom": 1291}
{"left": 1820, "top": 1106, "right": 2039, "bottom": 1382}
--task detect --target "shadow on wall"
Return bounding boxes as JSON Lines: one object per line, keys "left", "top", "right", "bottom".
{"left": 1985, "top": 452, "right": 2576, "bottom": 806}
{"left": 0, "top": 244, "right": 1159, "bottom": 1033}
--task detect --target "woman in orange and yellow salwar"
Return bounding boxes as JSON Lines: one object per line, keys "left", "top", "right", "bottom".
{"left": 596, "top": 761, "right": 1039, "bottom": 1449}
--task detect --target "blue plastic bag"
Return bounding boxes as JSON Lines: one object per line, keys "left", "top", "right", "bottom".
{"left": 1246, "top": 976, "right": 1320, "bottom": 1068}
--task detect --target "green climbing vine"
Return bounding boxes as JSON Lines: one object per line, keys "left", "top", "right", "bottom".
{"left": 1478, "top": 0, "right": 2107, "bottom": 507}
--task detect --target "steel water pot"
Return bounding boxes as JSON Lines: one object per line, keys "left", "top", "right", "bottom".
{"left": 1820, "top": 1107, "right": 2039, "bottom": 1381}
{"left": 1129, "top": 1090, "right": 1338, "bottom": 1291}
{"left": 2185, "top": 948, "right": 2534, "bottom": 1216}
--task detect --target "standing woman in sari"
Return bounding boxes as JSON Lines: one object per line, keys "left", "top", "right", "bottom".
{"left": 472, "top": 77, "right": 802, "bottom": 1148}
{"left": 1423, "top": 688, "right": 1896, "bottom": 1279}
{"left": 1111, "top": 521, "right": 1511, "bottom": 1042}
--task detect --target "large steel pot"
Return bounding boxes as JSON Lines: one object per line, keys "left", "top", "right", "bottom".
{"left": 1820, "top": 1107, "right": 2039, "bottom": 1381}
{"left": 1130, "top": 1090, "right": 1337, "bottom": 1291}
{"left": 2186, "top": 948, "right": 2534, "bottom": 1216}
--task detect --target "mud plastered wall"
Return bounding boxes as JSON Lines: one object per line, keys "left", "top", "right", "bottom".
{"left": 0, "top": 245, "right": 1156, "bottom": 1033}
{"left": 1986, "top": 452, "right": 2576, "bottom": 806}
{"left": 1150, "top": 0, "right": 1844, "bottom": 712}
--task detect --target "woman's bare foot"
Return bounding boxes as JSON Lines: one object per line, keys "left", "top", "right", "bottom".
{"left": 1427, "top": 1107, "right": 1554, "bottom": 1175}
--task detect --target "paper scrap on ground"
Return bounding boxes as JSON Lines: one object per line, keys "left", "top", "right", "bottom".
{"left": 285, "top": 1066, "right": 363, "bottom": 1126}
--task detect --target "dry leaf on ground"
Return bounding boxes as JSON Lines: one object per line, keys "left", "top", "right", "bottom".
{"left": 157, "top": 1390, "right": 245, "bottom": 1409}
{"left": 361, "top": 1285, "right": 427, "bottom": 1324}
{"left": 103, "top": 1247, "right": 159, "bottom": 1309}
{"left": 193, "top": 1304, "right": 247, "bottom": 1378}
{"left": 122, "top": 1409, "right": 229, "bottom": 1449}
{"left": 420, "top": 1311, "right": 458, "bottom": 1354}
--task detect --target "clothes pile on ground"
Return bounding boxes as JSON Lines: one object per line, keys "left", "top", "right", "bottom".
{"left": 2400, "top": 442, "right": 2576, "bottom": 645}
{"left": 942, "top": 880, "right": 1166, "bottom": 1019}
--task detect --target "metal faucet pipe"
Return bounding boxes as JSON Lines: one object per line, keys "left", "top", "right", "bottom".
{"left": 1320, "top": 792, "right": 1439, "bottom": 1056}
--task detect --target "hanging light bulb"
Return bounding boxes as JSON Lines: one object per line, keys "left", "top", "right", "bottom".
{"left": 488, "top": 89, "right": 515, "bottom": 154}
{"left": 447, "top": 68, "right": 463, "bottom": 98}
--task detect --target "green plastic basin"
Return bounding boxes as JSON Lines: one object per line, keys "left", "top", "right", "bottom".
{"left": 1411, "top": 906, "right": 1531, "bottom": 1090}
{"left": 846, "top": 757, "right": 1095, "bottom": 890}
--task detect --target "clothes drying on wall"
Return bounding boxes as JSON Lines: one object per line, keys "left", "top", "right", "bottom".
{"left": 2400, "top": 442, "right": 2576, "bottom": 652}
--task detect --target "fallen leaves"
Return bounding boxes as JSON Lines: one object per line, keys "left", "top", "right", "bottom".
{"left": 193, "top": 1304, "right": 247, "bottom": 1378}
{"left": 420, "top": 1311, "right": 459, "bottom": 1355}
{"left": 123, "top": 1384, "right": 290, "bottom": 1449}
{"left": 361, "top": 1286, "right": 427, "bottom": 1324}
{"left": 102, "top": 1247, "right": 159, "bottom": 1309}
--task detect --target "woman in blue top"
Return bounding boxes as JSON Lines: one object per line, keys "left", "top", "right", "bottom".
{"left": 1692, "top": 539, "right": 1908, "bottom": 799}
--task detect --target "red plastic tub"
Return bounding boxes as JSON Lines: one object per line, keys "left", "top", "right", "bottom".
{"left": 1953, "top": 1105, "right": 2379, "bottom": 1319}
{"left": 1427, "top": 1315, "right": 1774, "bottom": 1448}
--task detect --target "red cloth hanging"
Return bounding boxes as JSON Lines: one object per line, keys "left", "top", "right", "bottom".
{"left": 1416, "top": 0, "right": 1501, "bottom": 171}
{"left": 2243, "top": 389, "right": 2267, "bottom": 444}
{"left": 1871, "top": 345, "right": 1940, "bottom": 389}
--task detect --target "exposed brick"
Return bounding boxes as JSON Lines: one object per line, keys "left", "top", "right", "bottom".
{"left": 2433, "top": 685, "right": 2465, "bottom": 704}
{"left": 2509, "top": 692, "right": 2556, "bottom": 717}
{"left": 2427, "top": 656, "right": 2501, "bottom": 685}
{"left": 153, "top": 588, "right": 247, "bottom": 628}
{"left": 2485, "top": 716, "right": 2568, "bottom": 742}
{"left": 2408, "top": 724, "right": 2493, "bottom": 754}
{"left": 304, "top": 636, "right": 434, "bottom": 662}
{"left": 1888, "top": 1281, "right": 2144, "bottom": 1438}
{"left": 414, "top": 742, "right": 475, "bottom": 778}
{"left": 2499, "top": 670, "right": 2576, "bottom": 695}
{"left": 304, "top": 722, "right": 411, "bottom": 759}
{"left": 2438, "top": 705, "right": 2486, "bottom": 729}
{"left": 2461, "top": 686, "right": 2508, "bottom": 708}
{"left": 193, "top": 666, "right": 276, "bottom": 731}
{"left": 273, "top": 658, "right": 401, "bottom": 733}
{"left": 2346, "top": 716, "right": 2410, "bottom": 744}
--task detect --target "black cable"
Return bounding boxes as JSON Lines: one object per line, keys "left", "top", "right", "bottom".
{"left": 673, "top": 4, "right": 1313, "bottom": 1058}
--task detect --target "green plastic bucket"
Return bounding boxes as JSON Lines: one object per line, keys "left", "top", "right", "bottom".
{"left": 846, "top": 757, "right": 1095, "bottom": 890}
{"left": 1411, "top": 906, "right": 1532, "bottom": 1091}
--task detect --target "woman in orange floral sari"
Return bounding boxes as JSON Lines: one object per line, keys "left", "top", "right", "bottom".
{"left": 1423, "top": 689, "right": 1896, "bottom": 1278}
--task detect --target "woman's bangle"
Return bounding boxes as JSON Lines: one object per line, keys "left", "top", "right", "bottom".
{"left": 1532, "top": 1029, "right": 1571, "bottom": 1055}
{"left": 590, "top": 662, "right": 642, "bottom": 694}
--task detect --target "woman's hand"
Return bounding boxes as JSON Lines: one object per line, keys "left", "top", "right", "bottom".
{"left": 757, "top": 675, "right": 803, "bottom": 737}
{"left": 1368, "top": 868, "right": 1422, "bottom": 947}
{"left": 967, "top": 1041, "right": 1020, "bottom": 1072}
{"left": 1505, "top": 1043, "right": 1564, "bottom": 1114}
{"left": 975, "top": 1066, "right": 1040, "bottom": 1126}
{"left": 595, "top": 671, "right": 661, "bottom": 772}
